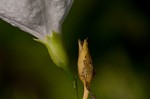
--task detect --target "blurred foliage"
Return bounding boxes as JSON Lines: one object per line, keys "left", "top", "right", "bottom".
{"left": 0, "top": 0, "right": 150, "bottom": 99}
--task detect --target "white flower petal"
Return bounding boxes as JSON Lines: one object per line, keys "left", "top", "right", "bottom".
{"left": 0, "top": 0, "right": 73, "bottom": 39}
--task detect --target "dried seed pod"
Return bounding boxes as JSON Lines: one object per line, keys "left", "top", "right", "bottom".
{"left": 78, "top": 38, "right": 94, "bottom": 99}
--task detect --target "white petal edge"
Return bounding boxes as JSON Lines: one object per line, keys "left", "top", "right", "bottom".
{"left": 0, "top": 13, "right": 44, "bottom": 39}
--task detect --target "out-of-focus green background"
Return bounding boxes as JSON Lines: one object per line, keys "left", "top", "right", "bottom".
{"left": 0, "top": 0, "right": 150, "bottom": 99}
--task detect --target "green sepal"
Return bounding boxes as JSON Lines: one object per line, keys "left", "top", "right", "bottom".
{"left": 34, "top": 31, "right": 69, "bottom": 70}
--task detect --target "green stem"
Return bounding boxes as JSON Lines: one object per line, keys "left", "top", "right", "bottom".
{"left": 73, "top": 77, "right": 79, "bottom": 99}
{"left": 63, "top": 67, "right": 79, "bottom": 99}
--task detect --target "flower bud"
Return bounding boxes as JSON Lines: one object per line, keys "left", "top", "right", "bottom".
{"left": 78, "top": 39, "right": 94, "bottom": 99}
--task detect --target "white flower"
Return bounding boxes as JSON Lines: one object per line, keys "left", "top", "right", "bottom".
{"left": 0, "top": 0, "right": 74, "bottom": 69}
{"left": 0, "top": 0, "right": 73, "bottom": 39}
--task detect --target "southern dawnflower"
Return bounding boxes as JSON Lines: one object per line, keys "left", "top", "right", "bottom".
{"left": 0, "top": 0, "right": 74, "bottom": 69}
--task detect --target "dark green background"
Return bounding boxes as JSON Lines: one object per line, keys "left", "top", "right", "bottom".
{"left": 0, "top": 0, "right": 150, "bottom": 99}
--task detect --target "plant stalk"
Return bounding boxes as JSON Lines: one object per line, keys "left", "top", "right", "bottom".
{"left": 63, "top": 67, "right": 79, "bottom": 99}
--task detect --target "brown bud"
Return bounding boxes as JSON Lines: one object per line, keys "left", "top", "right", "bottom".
{"left": 78, "top": 38, "right": 94, "bottom": 99}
